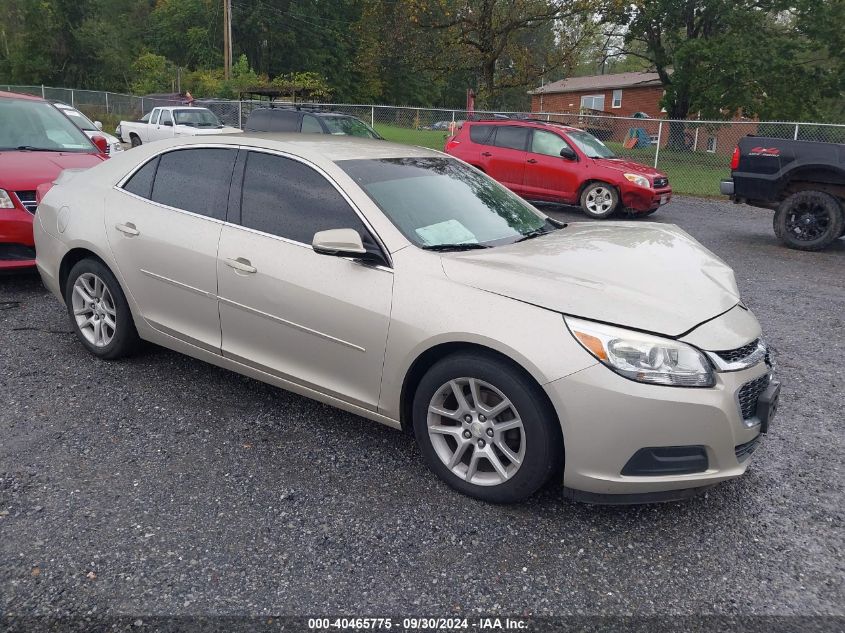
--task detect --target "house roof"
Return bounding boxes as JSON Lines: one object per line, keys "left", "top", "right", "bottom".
{"left": 529, "top": 71, "right": 665, "bottom": 95}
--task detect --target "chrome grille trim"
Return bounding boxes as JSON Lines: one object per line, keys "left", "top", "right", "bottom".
{"left": 14, "top": 191, "right": 37, "bottom": 214}
{"left": 705, "top": 339, "right": 767, "bottom": 372}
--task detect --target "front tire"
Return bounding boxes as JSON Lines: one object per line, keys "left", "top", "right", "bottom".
{"left": 412, "top": 352, "right": 563, "bottom": 503}
{"left": 773, "top": 190, "right": 844, "bottom": 251}
{"left": 580, "top": 182, "right": 619, "bottom": 219}
{"left": 65, "top": 258, "right": 140, "bottom": 359}
{"left": 130, "top": 134, "right": 141, "bottom": 148}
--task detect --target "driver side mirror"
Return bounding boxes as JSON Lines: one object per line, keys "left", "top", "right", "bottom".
{"left": 560, "top": 146, "right": 577, "bottom": 161}
{"left": 91, "top": 135, "right": 109, "bottom": 154}
{"left": 94, "top": 121, "right": 103, "bottom": 130}
{"left": 312, "top": 228, "right": 367, "bottom": 257}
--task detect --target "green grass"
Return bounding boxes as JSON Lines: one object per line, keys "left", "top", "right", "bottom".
{"left": 372, "top": 125, "right": 730, "bottom": 197}
{"left": 374, "top": 124, "right": 450, "bottom": 150}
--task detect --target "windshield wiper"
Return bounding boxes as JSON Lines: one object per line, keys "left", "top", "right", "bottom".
{"left": 421, "top": 243, "right": 490, "bottom": 252}
{"left": 14, "top": 145, "right": 58, "bottom": 152}
{"left": 515, "top": 221, "right": 567, "bottom": 243}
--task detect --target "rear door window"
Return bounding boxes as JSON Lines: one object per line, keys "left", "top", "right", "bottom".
{"left": 123, "top": 157, "right": 159, "bottom": 199}
{"left": 469, "top": 125, "right": 494, "bottom": 145}
{"left": 493, "top": 126, "right": 529, "bottom": 151}
{"left": 301, "top": 115, "right": 323, "bottom": 134}
{"left": 150, "top": 148, "right": 237, "bottom": 220}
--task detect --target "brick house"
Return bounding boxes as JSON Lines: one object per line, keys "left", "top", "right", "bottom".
{"left": 528, "top": 71, "right": 757, "bottom": 156}
{"left": 529, "top": 71, "right": 667, "bottom": 119}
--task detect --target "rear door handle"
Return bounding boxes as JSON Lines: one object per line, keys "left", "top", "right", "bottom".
{"left": 527, "top": 158, "right": 538, "bottom": 164}
{"left": 115, "top": 222, "right": 139, "bottom": 236}
{"left": 481, "top": 151, "right": 492, "bottom": 157}
{"left": 225, "top": 257, "right": 257, "bottom": 274}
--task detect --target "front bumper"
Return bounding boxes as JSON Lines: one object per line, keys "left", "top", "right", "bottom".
{"left": 545, "top": 361, "right": 772, "bottom": 498}
{"left": 0, "top": 206, "right": 36, "bottom": 270}
{"left": 622, "top": 187, "right": 672, "bottom": 212}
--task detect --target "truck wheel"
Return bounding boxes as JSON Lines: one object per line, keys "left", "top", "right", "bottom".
{"left": 580, "top": 182, "right": 619, "bottom": 219}
{"left": 130, "top": 134, "right": 141, "bottom": 148}
{"left": 773, "top": 191, "right": 844, "bottom": 251}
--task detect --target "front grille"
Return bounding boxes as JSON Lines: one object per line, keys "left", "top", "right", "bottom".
{"left": 15, "top": 191, "right": 37, "bottom": 214}
{"left": 735, "top": 435, "right": 762, "bottom": 462}
{"left": 716, "top": 339, "right": 760, "bottom": 364}
{"left": 737, "top": 374, "right": 769, "bottom": 420}
{"left": 653, "top": 177, "right": 669, "bottom": 188}
{"left": 0, "top": 243, "right": 36, "bottom": 261}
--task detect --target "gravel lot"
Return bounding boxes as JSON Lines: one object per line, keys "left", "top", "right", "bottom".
{"left": 1, "top": 197, "right": 843, "bottom": 620}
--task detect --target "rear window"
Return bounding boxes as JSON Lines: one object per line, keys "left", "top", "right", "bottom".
{"left": 245, "top": 109, "right": 300, "bottom": 133}
{"left": 469, "top": 125, "right": 494, "bottom": 144}
{"left": 493, "top": 126, "right": 529, "bottom": 151}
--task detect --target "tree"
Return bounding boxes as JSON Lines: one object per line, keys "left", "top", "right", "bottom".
{"left": 602, "top": 0, "right": 845, "bottom": 147}
{"left": 131, "top": 52, "right": 176, "bottom": 94}
{"left": 409, "top": 0, "right": 597, "bottom": 108}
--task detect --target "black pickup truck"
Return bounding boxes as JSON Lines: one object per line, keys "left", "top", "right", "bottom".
{"left": 721, "top": 136, "right": 845, "bottom": 250}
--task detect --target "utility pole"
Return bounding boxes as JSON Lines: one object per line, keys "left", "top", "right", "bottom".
{"left": 223, "top": 0, "right": 233, "bottom": 80}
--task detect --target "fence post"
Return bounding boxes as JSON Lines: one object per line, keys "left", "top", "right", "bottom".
{"left": 41, "top": 85, "right": 45, "bottom": 98}
{"left": 238, "top": 100, "right": 243, "bottom": 129}
{"left": 141, "top": 97, "right": 144, "bottom": 114}
{"left": 105, "top": 91, "right": 109, "bottom": 114}
{"left": 793, "top": 124, "right": 800, "bottom": 140}
{"left": 70, "top": 90, "right": 75, "bottom": 107}
{"left": 654, "top": 120, "right": 663, "bottom": 169}
{"left": 371, "top": 106, "right": 375, "bottom": 128}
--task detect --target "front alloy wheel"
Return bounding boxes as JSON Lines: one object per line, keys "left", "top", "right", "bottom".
{"left": 413, "top": 352, "right": 562, "bottom": 503}
{"left": 427, "top": 377, "right": 526, "bottom": 486}
{"left": 580, "top": 182, "right": 619, "bottom": 219}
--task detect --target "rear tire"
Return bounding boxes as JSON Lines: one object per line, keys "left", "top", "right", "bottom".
{"left": 773, "top": 190, "right": 844, "bottom": 251}
{"left": 580, "top": 182, "right": 619, "bottom": 219}
{"left": 130, "top": 134, "right": 141, "bottom": 148}
{"left": 65, "top": 258, "right": 140, "bottom": 360}
{"left": 412, "top": 352, "right": 563, "bottom": 503}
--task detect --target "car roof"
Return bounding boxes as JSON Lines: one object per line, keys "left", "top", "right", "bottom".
{"left": 147, "top": 133, "right": 440, "bottom": 162}
{"left": 467, "top": 118, "right": 581, "bottom": 134}
{"left": 249, "top": 107, "right": 357, "bottom": 119}
{"left": 0, "top": 90, "right": 45, "bottom": 102}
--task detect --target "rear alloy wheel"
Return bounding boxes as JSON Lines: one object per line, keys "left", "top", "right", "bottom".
{"left": 65, "top": 259, "right": 140, "bottom": 359}
{"left": 774, "top": 190, "right": 844, "bottom": 251}
{"left": 413, "top": 353, "right": 562, "bottom": 503}
{"left": 580, "top": 182, "right": 619, "bottom": 219}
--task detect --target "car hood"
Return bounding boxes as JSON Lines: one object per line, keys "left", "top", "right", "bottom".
{"left": 593, "top": 157, "right": 665, "bottom": 178}
{"left": 441, "top": 222, "right": 740, "bottom": 337}
{"left": 0, "top": 151, "right": 104, "bottom": 191}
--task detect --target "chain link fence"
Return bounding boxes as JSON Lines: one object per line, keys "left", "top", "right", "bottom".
{"left": 5, "top": 85, "right": 844, "bottom": 197}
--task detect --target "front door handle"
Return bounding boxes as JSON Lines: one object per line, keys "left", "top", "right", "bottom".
{"left": 481, "top": 151, "right": 492, "bottom": 157}
{"left": 527, "top": 158, "right": 538, "bottom": 164}
{"left": 225, "top": 257, "right": 257, "bottom": 274}
{"left": 115, "top": 222, "right": 139, "bottom": 236}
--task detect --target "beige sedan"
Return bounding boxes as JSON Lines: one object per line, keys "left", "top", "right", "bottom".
{"left": 33, "top": 135, "right": 780, "bottom": 503}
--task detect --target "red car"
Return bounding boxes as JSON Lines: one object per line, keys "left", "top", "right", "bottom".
{"left": 0, "top": 91, "right": 108, "bottom": 271}
{"left": 444, "top": 119, "right": 672, "bottom": 219}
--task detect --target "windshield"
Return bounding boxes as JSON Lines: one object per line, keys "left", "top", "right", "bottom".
{"left": 322, "top": 116, "right": 381, "bottom": 139}
{"left": 0, "top": 100, "right": 95, "bottom": 152}
{"left": 173, "top": 108, "right": 222, "bottom": 128}
{"left": 566, "top": 129, "right": 616, "bottom": 158}
{"left": 59, "top": 107, "right": 99, "bottom": 132}
{"left": 338, "top": 157, "right": 551, "bottom": 248}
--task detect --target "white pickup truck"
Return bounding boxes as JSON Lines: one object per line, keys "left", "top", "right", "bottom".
{"left": 116, "top": 106, "right": 241, "bottom": 147}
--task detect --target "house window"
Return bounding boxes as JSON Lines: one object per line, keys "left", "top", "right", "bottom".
{"left": 580, "top": 94, "right": 605, "bottom": 111}
{"left": 612, "top": 90, "right": 622, "bottom": 108}
{"left": 707, "top": 136, "right": 717, "bottom": 153}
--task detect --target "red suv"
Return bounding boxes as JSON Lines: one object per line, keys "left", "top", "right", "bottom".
{"left": 444, "top": 119, "right": 671, "bottom": 219}
{"left": 0, "top": 91, "right": 108, "bottom": 270}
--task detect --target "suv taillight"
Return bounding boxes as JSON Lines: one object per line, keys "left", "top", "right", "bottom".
{"left": 445, "top": 137, "right": 460, "bottom": 152}
{"left": 730, "top": 146, "right": 740, "bottom": 170}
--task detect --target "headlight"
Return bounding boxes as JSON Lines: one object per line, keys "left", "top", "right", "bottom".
{"left": 565, "top": 316, "right": 715, "bottom": 387}
{"left": 624, "top": 173, "right": 650, "bottom": 188}
{"left": 0, "top": 189, "right": 15, "bottom": 209}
